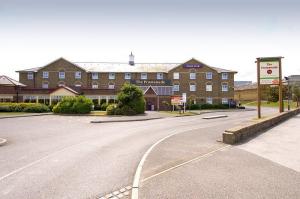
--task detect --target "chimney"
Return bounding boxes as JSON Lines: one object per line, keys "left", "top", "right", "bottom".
{"left": 129, "top": 52, "right": 135, "bottom": 66}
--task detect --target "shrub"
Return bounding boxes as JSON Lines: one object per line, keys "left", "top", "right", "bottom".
{"left": 121, "top": 105, "right": 136, "bottom": 116}
{"left": 189, "top": 104, "right": 201, "bottom": 110}
{"left": 101, "top": 103, "right": 109, "bottom": 111}
{"left": 0, "top": 103, "right": 50, "bottom": 113}
{"left": 106, "top": 104, "right": 117, "bottom": 115}
{"left": 200, "top": 104, "right": 229, "bottom": 109}
{"left": 23, "top": 104, "right": 50, "bottom": 113}
{"left": 53, "top": 96, "right": 93, "bottom": 114}
{"left": 94, "top": 104, "right": 101, "bottom": 110}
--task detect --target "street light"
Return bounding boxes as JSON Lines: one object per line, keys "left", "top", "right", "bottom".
{"left": 284, "top": 76, "right": 290, "bottom": 111}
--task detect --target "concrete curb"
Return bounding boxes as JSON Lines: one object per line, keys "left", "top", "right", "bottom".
{"left": 223, "top": 108, "right": 300, "bottom": 144}
{"left": 91, "top": 117, "right": 163, "bottom": 123}
{"left": 202, "top": 115, "right": 228, "bottom": 119}
{"left": 0, "top": 138, "right": 7, "bottom": 146}
{"left": 0, "top": 113, "right": 53, "bottom": 119}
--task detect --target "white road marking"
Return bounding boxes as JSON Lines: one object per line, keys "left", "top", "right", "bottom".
{"left": 142, "top": 145, "right": 232, "bottom": 183}
{"left": 0, "top": 140, "right": 88, "bottom": 182}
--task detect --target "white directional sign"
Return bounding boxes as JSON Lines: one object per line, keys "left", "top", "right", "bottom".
{"left": 182, "top": 93, "right": 187, "bottom": 103}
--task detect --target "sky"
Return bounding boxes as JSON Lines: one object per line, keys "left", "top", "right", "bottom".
{"left": 1, "top": 0, "right": 300, "bottom": 81}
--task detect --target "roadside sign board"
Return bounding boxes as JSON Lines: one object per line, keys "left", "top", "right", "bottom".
{"left": 259, "top": 61, "right": 280, "bottom": 85}
{"left": 182, "top": 93, "right": 187, "bottom": 103}
{"left": 171, "top": 96, "right": 182, "bottom": 105}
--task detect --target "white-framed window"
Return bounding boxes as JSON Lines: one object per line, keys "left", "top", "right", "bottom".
{"left": 190, "top": 83, "right": 196, "bottom": 91}
{"left": 109, "top": 73, "right": 115, "bottom": 80}
{"left": 75, "top": 71, "right": 81, "bottom": 79}
{"left": 92, "top": 72, "right": 98, "bottom": 80}
{"left": 173, "top": 84, "right": 179, "bottom": 92}
{"left": 222, "top": 73, "right": 228, "bottom": 80}
{"left": 42, "top": 82, "right": 48, "bottom": 89}
{"left": 108, "top": 83, "right": 115, "bottom": 89}
{"left": 206, "top": 83, "right": 212, "bottom": 91}
{"left": 27, "top": 72, "right": 33, "bottom": 80}
{"left": 222, "top": 98, "right": 228, "bottom": 104}
{"left": 92, "top": 83, "right": 98, "bottom": 89}
{"left": 206, "top": 72, "right": 212, "bottom": 79}
{"left": 173, "top": 72, "right": 179, "bottom": 79}
{"left": 42, "top": 71, "right": 49, "bottom": 79}
{"left": 141, "top": 73, "right": 147, "bottom": 80}
{"left": 222, "top": 83, "right": 228, "bottom": 92}
{"left": 206, "top": 97, "right": 213, "bottom": 104}
{"left": 157, "top": 73, "right": 163, "bottom": 80}
{"left": 125, "top": 73, "right": 131, "bottom": 80}
{"left": 190, "top": 72, "right": 196, "bottom": 80}
{"left": 59, "top": 71, "right": 65, "bottom": 79}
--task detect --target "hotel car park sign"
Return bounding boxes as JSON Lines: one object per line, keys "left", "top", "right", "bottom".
{"left": 259, "top": 61, "right": 280, "bottom": 85}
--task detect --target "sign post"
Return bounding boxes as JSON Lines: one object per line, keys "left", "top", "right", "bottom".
{"left": 182, "top": 93, "right": 187, "bottom": 113}
{"left": 256, "top": 56, "right": 284, "bottom": 118}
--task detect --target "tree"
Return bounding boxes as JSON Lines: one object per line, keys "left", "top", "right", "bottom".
{"left": 107, "top": 83, "right": 145, "bottom": 115}
{"left": 293, "top": 86, "right": 300, "bottom": 107}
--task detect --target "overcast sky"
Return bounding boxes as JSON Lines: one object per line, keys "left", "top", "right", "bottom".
{"left": 1, "top": 0, "right": 300, "bottom": 81}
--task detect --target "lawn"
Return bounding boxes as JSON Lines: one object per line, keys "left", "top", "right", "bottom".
{"left": 88, "top": 111, "right": 107, "bottom": 116}
{"left": 242, "top": 101, "right": 299, "bottom": 109}
{"left": 0, "top": 112, "right": 33, "bottom": 116}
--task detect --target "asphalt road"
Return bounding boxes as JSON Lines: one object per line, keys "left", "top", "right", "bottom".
{"left": 0, "top": 108, "right": 277, "bottom": 199}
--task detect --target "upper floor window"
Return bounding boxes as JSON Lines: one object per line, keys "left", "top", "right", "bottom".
{"left": 109, "top": 72, "right": 115, "bottom": 80}
{"left": 42, "top": 71, "right": 49, "bottom": 79}
{"left": 206, "top": 97, "right": 213, "bottom": 104}
{"left": 92, "top": 72, "right": 98, "bottom": 80}
{"left": 173, "top": 84, "right": 179, "bottom": 92}
{"left": 141, "top": 73, "right": 147, "bottom": 80}
{"left": 125, "top": 73, "right": 131, "bottom": 80}
{"left": 59, "top": 71, "right": 65, "bottom": 79}
{"left": 157, "top": 73, "right": 163, "bottom": 80}
{"left": 190, "top": 73, "right": 196, "bottom": 80}
{"left": 173, "top": 72, "right": 179, "bottom": 79}
{"left": 206, "top": 72, "right": 212, "bottom": 80}
{"left": 190, "top": 83, "right": 196, "bottom": 91}
{"left": 222, "top": 98, "right": 228, "bottom": 104}
{"left": 75, "top": 71, "right": 81, "bottom": 79}
{"left": 206, "top": 83, "right": 212, "bottom": 91}
{"left": 222, "top": 73, "right": 228, "bottom": 80}
{"left": 222, "top": 83, "right": 228, "bottom": 92}
{"left": 108, "top": 83, "right": 115, "bottom": 89}
{"left": 27, "top": 72, "right": 33, "bottom": 80}
{"left": 42, "top": 81, "right": 48, "bottom": 89}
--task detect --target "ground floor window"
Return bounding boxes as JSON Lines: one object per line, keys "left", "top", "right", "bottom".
{"left": 0, "top": 96, "right": 13, "bottom": 102}
{"left": 222, "top": 98, "right": 228, "bottom": 104}
{"left": 206, "top": 97, "right": 213, "bottom": 104}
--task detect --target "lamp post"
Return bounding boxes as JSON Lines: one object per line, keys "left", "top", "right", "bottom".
{"left": 284, "top": 76, "right": 290, "bottom": 111}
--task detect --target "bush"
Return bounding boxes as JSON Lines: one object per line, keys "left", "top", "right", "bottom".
{"left": 200, "top": 104, "right": 229, "bottom": 109}
{"left": 94, "top": 104, "right": 101, "bottom": 110}
{"left": 101, "top": 103, "right": 109, "bottom": 111}
{"left": 189, "top": 104, "right": 201, "bottom": 110}
{"left": 106, "top": 104, "right": 117, "bottom": 115}
{"left": 0, "top": 103, "right": 50, "bottom": 113}
{"left": 113, "top": 83, "right": 145, "bottom": 115}
{"left": 23, "top": 104, "right": 50, "bottom": 113}
{"left": 53, "top": 96, "right": 93, "bottom": 114}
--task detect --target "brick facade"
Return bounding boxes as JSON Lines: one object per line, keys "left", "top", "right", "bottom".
{"left": 7, "top": 57, "right": 237, "bottom": 110}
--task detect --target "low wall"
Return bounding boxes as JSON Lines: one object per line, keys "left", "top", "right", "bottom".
{"left": 223, "top": 108, "right": 300, "bottom": 144}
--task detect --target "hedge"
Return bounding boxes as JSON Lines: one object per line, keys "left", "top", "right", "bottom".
{"left": 0, "top": 103, "right": 50, "bottom": 113}
{"left": 52, "top": 96, "right": 93, "bottom": 114}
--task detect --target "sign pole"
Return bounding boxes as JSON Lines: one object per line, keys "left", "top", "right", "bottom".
{"left": 279, "top": 58, "right": 283, "bottom": 112}
{"left": 256, "top": 58, "right": 261, "bottom": 119}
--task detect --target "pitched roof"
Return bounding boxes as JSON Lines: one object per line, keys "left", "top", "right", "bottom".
{"left": 16, "top": 57, "right": 237, "bottom": 74}
{"left": 0, "top": 75, "right": 26, "bottom": 87}
{"left": 50, "top": 85, "right": 79, "bottom": 95}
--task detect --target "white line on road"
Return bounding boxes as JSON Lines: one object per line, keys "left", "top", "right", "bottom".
{"left": 0, "top": 140, "right": 88, "bottom": 182}
{"left": 142, "top": 145, "right": 232, "bottom": 183}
